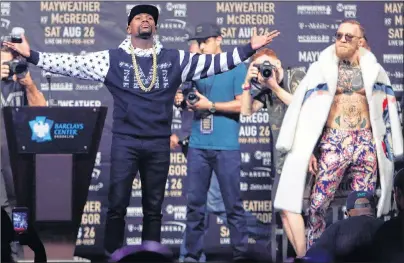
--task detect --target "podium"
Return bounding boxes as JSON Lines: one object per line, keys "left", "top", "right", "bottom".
{"left": 2, "top": 106, "right": 107, "bottom": 260}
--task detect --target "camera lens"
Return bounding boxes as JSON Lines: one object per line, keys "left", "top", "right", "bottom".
{"left": 14, "top": 64, "right": 28, "bottom": 74}
{"left": 262, "top": 69, "right": 271, "bottom": 78}
{"left": 188, "top": 94, "right": 196, "bottom": 100}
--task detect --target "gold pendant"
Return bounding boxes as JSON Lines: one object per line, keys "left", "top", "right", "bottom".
{"left": 130, "top": 45, "right": 158, "bottom": 92}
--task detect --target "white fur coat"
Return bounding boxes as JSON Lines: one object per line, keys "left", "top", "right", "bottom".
{"left": 274, "top": 44, "right": 404, "bottom": 217}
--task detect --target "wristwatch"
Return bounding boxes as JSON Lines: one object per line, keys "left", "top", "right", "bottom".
{"left": 209, "top": 102, "right": 216, "bottom": 113}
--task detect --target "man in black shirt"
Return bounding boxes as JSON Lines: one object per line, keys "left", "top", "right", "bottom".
{"left": 305, "top": 191, "right": 384, "bottom": 262}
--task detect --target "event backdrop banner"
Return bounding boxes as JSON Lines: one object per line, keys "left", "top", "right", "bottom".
{"left": 0, "top": 1, "right": 402, "bottom": 257}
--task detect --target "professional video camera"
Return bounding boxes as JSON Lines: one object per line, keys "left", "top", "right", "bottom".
{"left": 253, "top": 60, "right": 276, "bottom": 79}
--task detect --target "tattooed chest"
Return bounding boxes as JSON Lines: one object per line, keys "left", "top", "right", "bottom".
{"left": 336, "top": 64, "right": 364, "bottom": 95}
{"left": 330, "top": 94, "right": 370, "bottom": 129}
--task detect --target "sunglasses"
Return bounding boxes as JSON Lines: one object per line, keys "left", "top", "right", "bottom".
{"left": 335, "top": 32, "right": 362, "bottom": 42}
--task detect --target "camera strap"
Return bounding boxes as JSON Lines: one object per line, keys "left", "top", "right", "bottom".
{"left": 251, "top": 80, "right": 273, "bottom": 108}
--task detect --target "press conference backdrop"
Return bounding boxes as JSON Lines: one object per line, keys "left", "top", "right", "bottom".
{"left": 1, "top": 1, "right": 403, "bottom": 257}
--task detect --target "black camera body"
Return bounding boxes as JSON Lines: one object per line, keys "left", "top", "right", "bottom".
{"left": 184, "top": 88, "right": 200, "bottom": 105}
{"left": 254, "top": 60, "right": 276, "bottom": 79}
{"left": 2, "top": 59, "right": 28, "bottom": 80}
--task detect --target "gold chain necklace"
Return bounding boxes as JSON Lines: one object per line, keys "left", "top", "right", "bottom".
{"left": 129, "top": 45, "right": 158, "bottom": 92}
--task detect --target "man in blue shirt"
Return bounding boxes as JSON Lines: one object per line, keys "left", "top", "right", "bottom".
{"left": 179, "top": 23, "right": 249, "bottom": 262}
{"left": 174, "top": 40, "right": 273, "bottom": 263}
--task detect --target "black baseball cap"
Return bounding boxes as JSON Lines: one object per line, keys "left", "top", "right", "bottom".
{"left": 346, "top": 191, "right": 376, "bottom": 210}
{"left": 188, "top": 23, "right": 221, "bottom": 41}
{"left": 128, "top": 4, "right": 159, "bottom": 25}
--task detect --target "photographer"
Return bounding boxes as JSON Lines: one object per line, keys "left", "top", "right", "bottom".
{"left": 1, "top": 45, "right": 46, "bottom": 261}
{"left": 1, "top": 46, "right": 46, "bottom": 106}
{"left": 180, "top": 23, "right": 251, "bottom": 262}
{"left": 240, "top": 48, "right": 307, "bottom": 260}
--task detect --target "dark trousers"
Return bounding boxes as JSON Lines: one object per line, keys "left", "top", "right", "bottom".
{"left": 104, "top": 134, "right": 170, "bottom": 254}
{"left": 184, "top": 148, "right": 248, "bottom": 260}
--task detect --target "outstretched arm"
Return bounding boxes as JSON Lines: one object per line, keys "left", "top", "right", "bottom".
{"left": 3, "top": 35, "right": 109, "bottom": 82}
{"left": 27, "top": 50, "right": 109, "bottom": 82}
{"left": 178, "top": 30, "right": 280, "bottom": 82}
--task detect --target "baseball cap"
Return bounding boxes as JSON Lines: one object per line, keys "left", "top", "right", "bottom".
{"left": 346, "top": 191, "right": 376, "bottom": 210}
{"left": 128, "top": 4, "right": 159, "bottom": 25}
{"left": 188, "top": 23, "right": 221, "bottom": 41}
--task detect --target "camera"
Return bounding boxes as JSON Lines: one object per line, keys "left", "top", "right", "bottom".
{"left": 2, "top": 59, "right": 28, "bottom": 79}
{"left": 254, "top": 60, "right": 276, "bottom": 79}
{"left": 184, "top": 88, "right": 200, "bottom": 105}
{"left": 2, "top": 27, "right": 25, "bottom": 44}
{"left": 2, "top": 35, "right": 22, "bottom": 44}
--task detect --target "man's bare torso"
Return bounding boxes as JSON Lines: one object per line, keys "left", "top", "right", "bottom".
{"left": 326, "top": 61, "right": 371, "bottom": 130}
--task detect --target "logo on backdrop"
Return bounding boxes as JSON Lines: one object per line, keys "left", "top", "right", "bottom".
{"left": 28, "top": 116, "right": 85, "bottom": 142}
{"left": 29, "top": 116, "right": 54, "bottom": 143}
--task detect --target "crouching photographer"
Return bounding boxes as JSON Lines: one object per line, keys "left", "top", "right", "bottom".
{"left": 1, "top": 42, "right": 46, "bottom": 261}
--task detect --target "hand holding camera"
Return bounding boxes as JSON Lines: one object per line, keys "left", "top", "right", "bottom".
{"left": 3, "top": 28, "right": 31, "bottom": 58}
{"left": 254, "top": 61, "right": 276, "bottom": 80}
{"left": 244, "top": 63, "right": 259, "bottom": 85}
{"left": 244, "top": 60, "right": 278, "bottom": 90}
{"left": 1, "top": 59, "right": 29, "bottom": 81}
{"left": 1, "top": 27, "right": 30, "bottom": 81}
{"left": 1, "top": 64, "right": 10, "bottom": 80}
{"left": 174, "top": 90, "right": 185, "bottom": 107}
{"left": 186, "top": 89, "right": 212, "bottom": 111}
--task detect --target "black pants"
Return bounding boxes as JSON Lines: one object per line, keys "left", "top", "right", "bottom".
{"left": 104, "top": 134, "right": 170, "bottom": 254}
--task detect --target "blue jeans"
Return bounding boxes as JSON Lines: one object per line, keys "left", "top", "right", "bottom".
{"left": 183, "top": 148, "right": 248, "bottom": 261}
{"left": 179, "top": 171, "right": 271, "bottom": 262}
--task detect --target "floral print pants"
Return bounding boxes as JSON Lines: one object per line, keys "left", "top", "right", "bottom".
{"left": 307, "top": 128, "right": 377, "bottom": 248}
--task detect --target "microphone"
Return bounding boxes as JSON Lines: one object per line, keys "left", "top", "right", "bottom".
{"left": 45, "top": 72, "right": 57, "bottom": 107}
{"left": 9, "top": 27, "right": 25, "bottom": 44}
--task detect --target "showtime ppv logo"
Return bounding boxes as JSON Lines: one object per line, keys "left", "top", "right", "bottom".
{"left": 336, "top": 3, "right": 357, "bottom": 18}
{"left": 166, "top": 2, "right": 187, "bottom": 17}
{"left": 165, "top": 205, "right": 186, "bottom": 220}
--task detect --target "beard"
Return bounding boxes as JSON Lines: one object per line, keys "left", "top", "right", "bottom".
{"left": 336, "top": 45, "right": 356, "bottom": 60}
{"left": 137, "top": 26, "right": 152, "bottom": 39}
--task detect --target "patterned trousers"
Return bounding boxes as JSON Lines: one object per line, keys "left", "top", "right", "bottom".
{"left": 307, "top": 128, "right": 377, "bottom": 248}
